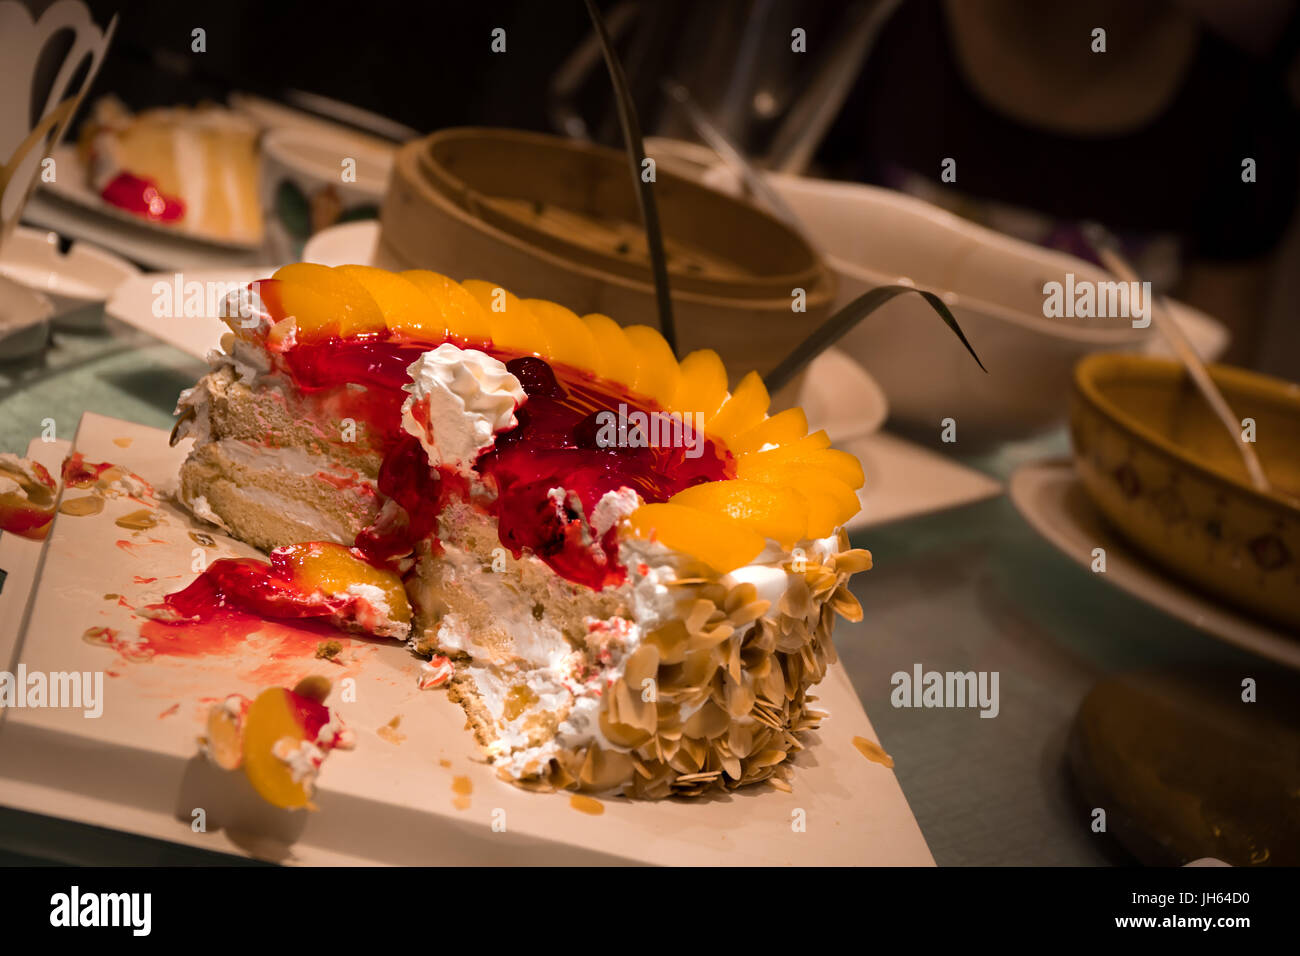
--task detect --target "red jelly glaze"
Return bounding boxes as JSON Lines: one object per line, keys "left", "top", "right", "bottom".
{"left": 170, "top": 292, "right": 734, "bottom": 621}
{"left": 99, "top": 172, "right": 185, "bottom": 222}
{"left": 277, "top": 335, "right": 731, "bottom": 588}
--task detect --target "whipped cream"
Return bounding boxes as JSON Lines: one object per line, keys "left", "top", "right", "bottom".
{"left": 401, "top": 344, "right": 525, "bottom": 474}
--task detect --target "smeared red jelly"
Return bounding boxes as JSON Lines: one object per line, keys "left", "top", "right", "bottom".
{"left": 99, "top": 172, "right": 185, "bottom": 222}
{"left": 160, "top": 556, "right": 338, "bottom": 622}
{"left": 61, "top": 453, "right": 113, "bottom": 488}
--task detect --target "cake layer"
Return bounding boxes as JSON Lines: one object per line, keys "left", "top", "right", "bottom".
{"left": 166, "top": 264, "right": 873, "bottom": 800}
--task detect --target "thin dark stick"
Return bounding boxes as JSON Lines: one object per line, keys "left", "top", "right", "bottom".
{"left": 582, "top": 0, "right": 677, "bottom": 354}
{"left": 763, "top": 285, "right": 986, "bottom": 394}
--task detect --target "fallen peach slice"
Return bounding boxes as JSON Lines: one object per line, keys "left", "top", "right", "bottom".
{"left": 273, "top": 542, "right": 411, "bottom": 629}
{"left": 205, "top": 696, "right": 247, "bottom": 770}
{"left": 241, "top": 687, "right": 331, "bottom": 810}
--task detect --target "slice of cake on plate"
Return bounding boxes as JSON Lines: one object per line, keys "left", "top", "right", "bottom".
{"left": 166, "top": 263, "right": 870, "bottom": 799}
{"left": 79, "top": 96, "right": 262, "bottom": 245}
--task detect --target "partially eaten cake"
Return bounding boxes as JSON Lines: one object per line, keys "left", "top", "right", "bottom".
{"left": 168, "top": 263, "right": 870, "bottom": 798}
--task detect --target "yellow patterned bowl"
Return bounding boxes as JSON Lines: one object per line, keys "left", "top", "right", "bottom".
{"left": 1070, "top": 353, "right": 1300, "bottom": 632}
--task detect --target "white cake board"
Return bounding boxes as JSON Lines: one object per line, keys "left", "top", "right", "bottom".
{"left": 0, "top": 413, "right": 933, "bottom": 865}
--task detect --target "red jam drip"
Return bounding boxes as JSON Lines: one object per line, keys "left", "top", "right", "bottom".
{"left": 99, "top": 172, "right": 185, "bottom": 222}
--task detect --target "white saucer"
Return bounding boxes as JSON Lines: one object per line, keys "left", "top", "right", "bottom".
{"left": 0, "top": 226, "right": 137, "bottom": 329}
{"left": 105, "top": 265, "right": 279, "bottom": 357}
{"left": 1009, "top": 458, "right": 1300, "bottom": 669}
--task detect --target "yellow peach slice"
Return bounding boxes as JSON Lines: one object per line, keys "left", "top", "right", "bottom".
{"left": 262, "top": 279, "right": 347, "bottom": 343}
{"left": 729, "top": 407, "right": 809, "bottom": 456}
{"left": 241, "top": 688, "right": 317, "bottom": 810}
{"left": 741, "top": 465, "right": 861, "bottom": 536}
{"left": 627, "top": 503, "right": 765, "bottom": 573}
{"left": 461, "top": 279, "right": 551, "bottom": 356}
{"left": 738, "top": 441, "right": 864, "bottom": 489}
{"left": 668, "top": 479, "right": 808, "bottom": 547}
{"left": 400, "top": 270, "right": 493, "bottom": 345}
{"left": 274, "top": 542, "right": 411, "bottom": 627}
{"left": 673, "top": 349, "right": 728, "bottom": 420}
{"left": 271, "top": 263, "right": 385, "bottom": 338}
{"left": 524, "top": 298, "right": 597, "bottom": 372}
{"left": 706, "top": 371, "right": 770, "bottom": 447}
{"left": 622, "top": 324, "right": 681, "bottom": 409}
{"left": 205, "top": 698, "right": 245, "bottom": 770}
{"left": 582, "top": 313, "right": 637, "bottom": 386}
{"left": 336, "top": 265, "right": 440, "bottom": 342}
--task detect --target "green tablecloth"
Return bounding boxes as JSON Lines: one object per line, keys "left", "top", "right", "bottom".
{"left": 0, "top": 329, "right": 1280, "bottom": 865}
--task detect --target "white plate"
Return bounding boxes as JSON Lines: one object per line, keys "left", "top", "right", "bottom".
{"left": 23, "top": 190, "right": 267, "bottom": 273}
{"left": 105, "top": 265, "right": 280, "bottom": 357}
{"left": 0, "top": 226, "right": 137, "bottom": 329}
{"left": 0, "top": 413, "right": 933, "bottom": 866}
{"left": 38, "top": 146, "right": 262, "bottom": 252}
{"left": 1009, "top": 458, "right": 1300, "bottom": 669}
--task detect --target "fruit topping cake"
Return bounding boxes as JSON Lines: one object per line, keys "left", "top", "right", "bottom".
{"left": 79, "top": 97, "right": 262, "bottom": 244}
{"left": 167, "top": 263, "right": 870, "bottom": 798}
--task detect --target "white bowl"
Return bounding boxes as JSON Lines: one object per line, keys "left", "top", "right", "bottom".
{"left": 705, "top": 167, "right": 1228, "bottom": 445}
{"left": 0, "top": 272, "right": 53, "bottom": 361}
{"left": 0, "top": 226, "right": 136, "bottom": 330}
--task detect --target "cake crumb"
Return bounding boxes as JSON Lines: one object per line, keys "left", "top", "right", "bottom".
{"left": 852, "top": 735, "right": 894, "bottom": 768}
{"left": 315, "top": 640, "right": 343, "bottom": 661}
{"left": 377, "top": 715, "right": 405, "bottom": 744}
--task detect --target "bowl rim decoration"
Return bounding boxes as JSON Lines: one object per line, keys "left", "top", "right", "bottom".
{"left": 1072, "top": 351, "right": 1300, "bottom": 516}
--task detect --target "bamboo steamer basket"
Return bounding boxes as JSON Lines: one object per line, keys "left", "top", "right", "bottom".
{"left": 378, "top": 128, "right": 837, "bottom": 403}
